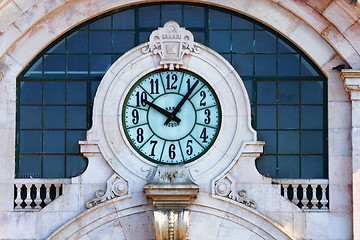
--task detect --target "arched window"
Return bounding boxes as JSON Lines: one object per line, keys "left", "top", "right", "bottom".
{"left": 16, "top": 3, "right": 326, "bottom": 179}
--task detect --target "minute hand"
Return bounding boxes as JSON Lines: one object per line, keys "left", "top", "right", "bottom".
{"left": 164, "top": 80, "right": 199, "bottom": 125}
{"left": 144, "top": 99, "right": 181, "bottom": 123}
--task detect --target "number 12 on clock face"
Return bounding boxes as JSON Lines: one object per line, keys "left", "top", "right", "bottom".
{"left": 122, "top": 70, "right": 221, "bottom": 164}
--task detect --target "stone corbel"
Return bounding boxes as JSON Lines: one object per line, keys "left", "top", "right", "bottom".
{"left": 144, "top": 165, "right": 199, "bottom": 240}
{"left": 341, "top": 69, "right": 360, "bottom": 100}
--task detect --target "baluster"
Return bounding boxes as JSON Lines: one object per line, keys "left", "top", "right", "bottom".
{"left": 14, "top": 184, "right": 23, "bottom": 209}
{"left": 24, "top": 183, "right": 33, "bottom": 209}
{"left": 34, "top": 183, "right": 42, "bottom": 209}
{"left": 301, "top": 184, "right": 309, "bottom": 210}
{"left": 282, "top": 184, "right": 289, "bottom": 200}
{"left": 310, "top": 184, "right": 319, "bottom": 209}
{"left": 54, "top": 183, "right": 61, "bottom": 199}
{"left": 44, "top": 184, "right": 52, "bottom": 206}
{"left": 320, "top": 184, "right": 329, "bottom": 209}
{"left": 291, "top": 184, "right": 299, "bottom": 206}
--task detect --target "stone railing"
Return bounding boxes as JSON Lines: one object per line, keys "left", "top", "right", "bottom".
{"left": 14, "top": 179, "right": 70, "bottom": 211}
{"left": 272, "top": 179, "right": 329, "bottom": 211}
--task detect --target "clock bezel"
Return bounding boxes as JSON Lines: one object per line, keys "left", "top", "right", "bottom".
{"left": 121, "top": 69, "right": 222, "bottom": 165}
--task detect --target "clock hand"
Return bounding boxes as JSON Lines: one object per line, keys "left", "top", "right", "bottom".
{"left": 144, "top": 99, "right": 181, "bottom": 123}
{"left": 164, "top": 80, "right": 199, "bottom": 125}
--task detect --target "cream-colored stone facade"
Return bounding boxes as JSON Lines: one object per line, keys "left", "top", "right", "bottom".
{"left": 0, "top": 0, "right": 359, "bottom": 239}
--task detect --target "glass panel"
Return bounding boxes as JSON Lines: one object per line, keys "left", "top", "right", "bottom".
{"left": 90, "top": 55, "right": 111, "bottom": 75}
{"left": 18, "top": 155, "right": 42, "bottom": 178}
{"left": 278, "top": 38, "right": 296, "bottom": 53}
{"left": 139, "top": 5, "right": 161, "bottom": 28}
{"left": 301, "top": 131, "right": 323, "bottom": 154}
{"left": 301, "top": 156, "right": 324, "bottom": 178}
{"left": 278, "top": 81, "right": 299, "bottom": 104}
{"left": 209, "top": 9, "right": 231, "bottom": 29}
{"left": 66, "top": 130, "right": 86, "bottom": 153}
{"left": 192, "top": 31, "right": 205, "bottom": 45}
{"left": 301, "top": 106, "right": 323, "bottom": 129}
{"left": 139, "top": 31, "right": 151, "bottom": 44}
{"left": 258, "top": 131, "right": 276, "bottom": 154}
{"left": 113, "top": 10, "right": 135, "bottom": 29}
{"left": 301, "top": 81, "right": 323, "bottom": 104}
{"left": 67, "top": 55, "right": 88, "bottom": 74}
{"left": 47, "top": 39, "right": 65, "bottom": 53}
{"left": 232, "top": 31, "right": 253, "bottom": 52}
{"left": 255, "top": 54, "right": 276, "bottom": 76}
{"left": 20, "top": 130, "right": 42, "bottom": 154}
{"left": 66, "top": 155, "right": 87, "bottom": 177}
{"left": 43, "top": 130, "right": 65, "bottom": 153}
{"left": 257, "top": 106, "right": 276, "bottom": 129}
{"left": 90, "top": 31, "right": 112, "bottom": 53}
{"left": 209, "top": 31, "right": 231, "bottom": 52}
{"left": 278, "top": 54, "right": 300, "bottom": 76}
{"left": 232, "top": 16, "right": 253, "bottom": 29}
{"left": 91, "top": 81, "right": 101, "bottom": 101}
{"left": 278, "top": 131, "right": 300, "bottom": 154}
{"left": 43, "top": 155, "right": 65, "bottom": 178}
{"left": 44, "top": 81, "right": 65, "bottom": 104}
{"left": 243, "top": 80, "right": 253, "bottom": 100}
{"left": 67, "top": 31, "right": 89, "bottom": 53}
{"left": 43, "top": 106, "right": 65, "bottom": 129}
{"left": 44, "top": 55, "right": 65, "bottom": 74}
{"left": 20, "top": 106, "right": 42, "bottom": 129}
{"left": 257, "top": 81, "right": 276, "bottom": 104}
{"left": 113, "top": 31, "right": 135, "bottom": 53}
{"left": 255, "top": 155, "right": 277, "bottom": 177}
{"left": 278, "top": 156, "right": 300, "bottom": 178}
{"left": 90, "top": 16, "right": 111, "bottom": 30}
{"left": 66, "top": 106, "right": 87, "bottom": 129}
{"left": 161, "top": 5, "right": 182, "bottom": 24}
{"left": 67, "top": 82, "right": 87, "bottom": 104}
{"left": 278, "top": 106, "right": 299, "bottom": 129}
{"left": 301, "top": 57, "right": 319, "bottom": 76}
{"left": 232, "top": 54, "right": 253, "bottom": 76}
{"left": 24, "top": 58, "right": 43, "bottom": 77}
{"left": 255, "top": 31, "right": 276, "bottom": 52}
{"left": 184, "top": 5, "right": 204, "bottom": 27}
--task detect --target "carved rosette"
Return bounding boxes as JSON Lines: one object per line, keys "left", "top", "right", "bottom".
{"left": 214, "top": 174, "right": 256, "bottom": 209}
{"left": 86, "top": 174, "right": 129, "bottom": 208}
{"left": 142, "top": 21, "right": 200, "bottom": 70}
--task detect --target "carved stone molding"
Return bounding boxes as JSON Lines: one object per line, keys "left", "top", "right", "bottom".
{"left": 214, "top": 174, "right": 256, "bottom": 209}
{"left": 142, "top": 21, "right": 199, "bottom": 70}
{"left": 86, "top": 173, "right": 129, "bottom": 208}
{"left": 341, "top": 69, "right": 360, "bottom": 99}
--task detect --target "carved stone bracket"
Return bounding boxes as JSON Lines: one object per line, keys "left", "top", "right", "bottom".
{"left": 214, "top": 174, "right": 256, "bottom": 209}
{"left": 142, "top": 21, "right": 200, "bottom": 70}
{"left": 86, "top": 173, "right": 129, "bottom": 208}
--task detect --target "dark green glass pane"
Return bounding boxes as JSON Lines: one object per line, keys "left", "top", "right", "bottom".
{"left": 20, "top": 81, "right": 42, "bottom": 104}
{"left": 301, "top": 156, "right": 324, "bottom": 178}
{"left": 43, "top": 106, "right": 65, "bottom": 129}
{"left": 301, "top": 106, "right": 323, "bottom": 129}
{"left": 20, "top": 106, "right": 42, "bottom": 129}
{"left": 66, "top": 106, "right": 87, "bottom": 129}
{"left": 20, "top": 130, "right": 42, "bottom": 154}
{"left": 255, "top": 31, "right": 276, "bottom": 52}
{"left": 89, "top": 55, "right": 111, "bottom": 75}
{"left": 66, "top": 155, "right": 87, "bottom": 177}
{"left": 278, "top": 81, "right": 299, "bottom": 104}
{"left": 232, "top": 31, "right": 253, "bottom": 52}
{"left": 139, "top": 5, "right": 160, "bottom": 28}
{"left": 209, "top": 31, "right": 231, "bottom": 52}
{"left": 184, "top": 5, "right": 204, "bottom": 27}
{"left": 161, "top": 5, "right": 182, "bottom": 24}
{"left": 278, "top": 54, "right": 300, "bottom": 76}
{"left": 47, "top": 39, "right": 65, "bottom": 54}
{"left": 67, "top": 55, "right": 89, "bottom": 74}
{"left": 18, "top": 155, "right": 42, "bottom": 178}
{"left": 44, "top": 55, "right": 65, "bottom": 74}
{"left": 113, "top": 10, "right": 135, "bottom": 29}
{"left": 257, "top": 106, "right": 276, "bottom": 129}
{"left": 232, "top": 54, "right": 253, "bottom": 76}
{"left": 278, "top": 155, "right": 300, "bottom": 178}
{"left": 67, "top": 31, "right": 89, "bottom": 53}
{"left": 256, "top": 155, "right": 277, "bottom": 177}
{"left": 43, "top": 130, "right": 65, "bottom": 153}
{"left": 67, "top": 82, "right": 87, "bottom": 104}
{"left": 90, "top": 31, "right": 112, "bottom": 53}
{"left": 278, "top": 131, "right": 300, "bottom": 154}
{"left": 232, "top": 15, "right": 253, "bottom": 29}
{"left": 301, "top": 57, "right": 319, "bottom": 76}
{"left": 301, "top": 81, "right": 323, "bottom": 104}
{"left": 278, "top": 38, "right": 296, "bottom": 53}
{"left": 24, "top": 58, "right": 43, "bottom": 77}
{"left": 255, "top": 54, "right": 276, "bottom": 76}
{"left": 209, "top": 9, "right": 231, "bottom": 29}
{"left": 257, "top": 81, "right": 276, "bottom": 104}
{"left": 66, "top": 130, "right": 86, "bottom": 153}
{"left": 43, "top": 155, "right": 65, "bottom": 178}
{"left": 301, "top": 131, "right": 323, "bottom": 154}
{"left": 258, "top": 130, "right": 276, "bottom": 154}
{"left": 278, "top": 106, "right": 299, "bottom": 129}
{"left": 90, "top": 16, "right": 111, "bottom": 30}
{"left": 113, "top": 31, "right": 135, "bottom": 53}
{"left": 44, "top": 81, "right": 65, "bottom": 104}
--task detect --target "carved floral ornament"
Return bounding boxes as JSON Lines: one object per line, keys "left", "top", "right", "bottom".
{"left": 142, "top": 21, "right": 200, "bottom": 70}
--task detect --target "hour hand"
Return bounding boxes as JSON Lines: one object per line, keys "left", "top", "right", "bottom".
{"left": 144, "top": 100, "right": 181, "bottom": 123}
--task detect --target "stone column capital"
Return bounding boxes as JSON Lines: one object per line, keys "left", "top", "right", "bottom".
{"left": 341, "top": 70, "right": 360, "bottom": 100}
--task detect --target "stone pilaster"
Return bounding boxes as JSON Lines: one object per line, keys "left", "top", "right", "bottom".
{"left": 341, "top": 69, "right": 360, "bottom": 239}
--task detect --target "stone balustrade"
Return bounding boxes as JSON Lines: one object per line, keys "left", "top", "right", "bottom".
{"left": 14, "top": 179, "right": 70, "bottom": 211}
{"left": 272, "top": 179, "right": 329, "bottom": 211}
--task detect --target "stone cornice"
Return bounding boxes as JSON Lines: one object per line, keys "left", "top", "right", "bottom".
{"left": 341, "top": 69, "right": 360, "bottom": 93}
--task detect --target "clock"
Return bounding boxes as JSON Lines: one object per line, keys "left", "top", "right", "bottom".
{"left": 122, "top": 70, "right": 221, "bottom": 164}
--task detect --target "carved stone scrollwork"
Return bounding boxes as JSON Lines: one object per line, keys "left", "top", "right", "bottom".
{"left": 214, "top": 174, "right": 256, "bottom": 209}
{"left": 86, "top": 174, "right": 129, "bottom": 208}
{"left": 142, "top": 21, "right": 200, "bottom": 70}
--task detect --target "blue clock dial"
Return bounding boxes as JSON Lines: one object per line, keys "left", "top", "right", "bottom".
{"left": 122, "top": 70, "right": 221, "bottom": 164}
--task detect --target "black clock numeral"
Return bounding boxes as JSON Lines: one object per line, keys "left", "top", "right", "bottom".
{"left": 149, "top": 140, "right": 157, "bottom": 156}
{"left": 200, "top": 127, "right": 209, "bottom": 143}
{"left": 204, "top": 109, "right": 211, "bottom": 124}
{"left": 169, "top": 144, "right": 176, "bottom": 159}
{"left": 186, "top": 79, "right": 191, "bottom": 91}
{"left": 136, "top": 91, "right": 147, "bottom": 107}
{"left": 150, "top": 78, "right": 159, "bottom": 94}
{"left": 132, "top": 109, "right": 139, "bottom": 124}
{"left": 200, "top": 91, "right": 206, "bottom": 106}
{"left": 186, "top": 140, "right": 193, "bottom": 155}
{"left": 166, "top": 74, "right": 178, "bottom": 90}
{"left": 136, "top": 128, "right": 144, "bottom": 143}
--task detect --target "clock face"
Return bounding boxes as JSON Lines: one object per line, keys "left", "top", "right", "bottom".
{"left": 122, "top": 70, "right": 221, "bottom": 164}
